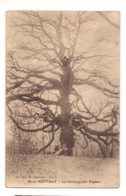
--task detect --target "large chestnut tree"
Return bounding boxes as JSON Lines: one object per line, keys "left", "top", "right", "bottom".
{"left": 6, "top": 11, "right": 120, "bottom": 156}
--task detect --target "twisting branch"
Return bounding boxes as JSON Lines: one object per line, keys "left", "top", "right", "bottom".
{"left": 6, "top": 11, "right": 119, "bottom": 156}
{"left": 36, "top": 124, "right": 55, "bottom": 154}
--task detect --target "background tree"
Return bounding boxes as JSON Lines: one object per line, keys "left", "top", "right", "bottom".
{"left": 6, "top": 11, "right": 120, "bottom": 156}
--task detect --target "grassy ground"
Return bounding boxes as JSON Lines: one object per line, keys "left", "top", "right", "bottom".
{"left": 6, "top": 153, "right": 119, "bottom": 188}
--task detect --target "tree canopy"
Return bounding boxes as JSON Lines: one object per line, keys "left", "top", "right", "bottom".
{"left": 6, "top": 11, "right": 120, "bottom": 157}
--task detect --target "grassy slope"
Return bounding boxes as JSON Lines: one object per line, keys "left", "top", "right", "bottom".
{"left": 6, "top": 154, "right": 119, "bottom": 188}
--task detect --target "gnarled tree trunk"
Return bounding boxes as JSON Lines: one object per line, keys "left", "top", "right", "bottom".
{"left": 59, "top": 61, "right": 75, "bottom": 156}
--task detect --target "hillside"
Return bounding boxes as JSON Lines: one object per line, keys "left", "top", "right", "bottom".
{"left": 6, "top": 154, "right": 119, "bottom": 188}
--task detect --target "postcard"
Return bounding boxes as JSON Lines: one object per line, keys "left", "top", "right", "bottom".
{"left": 6, "top": 11, "right": 120, "bottom": 188}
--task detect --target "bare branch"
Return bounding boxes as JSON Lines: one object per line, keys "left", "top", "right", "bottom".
{"left": 98, "top": 12, "right": 120, "bottom": 29}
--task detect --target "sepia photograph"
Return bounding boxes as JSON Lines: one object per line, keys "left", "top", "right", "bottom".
{"left": 6, "top": 11, "right": 120, "bottom": 188}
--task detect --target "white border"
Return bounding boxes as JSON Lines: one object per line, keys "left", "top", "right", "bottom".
{"left": 0, "top": 0, "right": 126, "bottom": 196}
